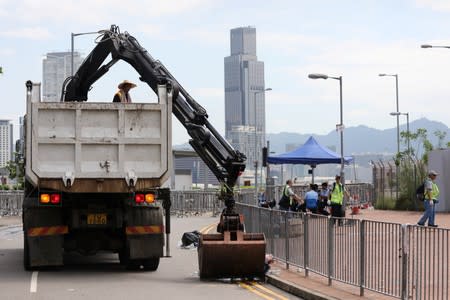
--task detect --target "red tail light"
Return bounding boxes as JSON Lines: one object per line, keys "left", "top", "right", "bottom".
{"left": 135, "top": 194, "right": 145, "bottom": 203}
{"left": 50, "top": 194, "right": 61, "bottom": 204}
{"left": 40, "top": 193, "right": 61, "bottom": 205}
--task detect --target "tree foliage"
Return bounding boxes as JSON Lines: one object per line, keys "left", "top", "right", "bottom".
{"left": 393, "top": 128, "right": 449, "bottom": 210}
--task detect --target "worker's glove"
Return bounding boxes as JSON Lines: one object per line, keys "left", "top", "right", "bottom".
{"left": 429, "top": 200, "right": 434, "bottom": 206}
{"left": 327, "top": 200, "right": 331, "bottom": 206}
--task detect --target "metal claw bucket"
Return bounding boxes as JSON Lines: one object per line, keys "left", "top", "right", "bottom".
{"left": 198, "top": 231, "right": 266, "bottom": 279}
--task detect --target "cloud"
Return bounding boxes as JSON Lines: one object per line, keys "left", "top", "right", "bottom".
{"left": 0, "top": 27, "right": 52, "bottom": 40}
{"left": 191, "top": 87, "right": 223, "bottom": 98}
{"left": 0, "top": 0, "right": 217, "bottom": 24}
{"left": 0, "top": 48, "right": 15, "bottom": 56}
{"left": 416, "top": 0, "right": 450, "bottom": 12}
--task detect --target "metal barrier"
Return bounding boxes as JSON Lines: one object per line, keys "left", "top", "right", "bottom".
{"left": 169, "top": 189, "right": 255, "bottom": 217}
{"left": 266, "top": 183, "right": 373, "bottom": 210}
{"left": 236, "top": 203, "right": 449, "bottom": 300}
{"left": 0, "top": 191, "right": 23, "bottom": 216}
{"left": 1, "top": 189, "right": 255, "bottom": 218}
{"left": 170, "top": 190, "right": 221, "bottom": 217}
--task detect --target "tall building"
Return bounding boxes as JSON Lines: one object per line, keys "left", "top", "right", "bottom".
{"left": 43, "top": 52, "right": 83, "bottom": 102}
{"left": 224, "top": 27, "right": 267, "bottom": 170}
{"left": 0, "top": 120, "right": 13, "bottom": 168}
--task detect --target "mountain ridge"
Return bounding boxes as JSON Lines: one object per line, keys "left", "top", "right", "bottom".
{"left": 267, "top": 118, "right": 449, "bottom": 154}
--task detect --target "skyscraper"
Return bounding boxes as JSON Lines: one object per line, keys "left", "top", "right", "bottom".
{"left": 0, "top": 120, "right": 13, "bottom": 168}
{"left": 43, "top": 52, "right": 83, "bottom": 102}
{"left": 224, "top": 27, "right": 266, "bottom": 169}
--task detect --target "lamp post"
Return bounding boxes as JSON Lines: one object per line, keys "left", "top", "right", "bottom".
{"left": 421, "top": 44, "right": 450, "bottom": 49}
{"left": 379, "top": 73, "right": 399, "bottom": 202}
{"left": 71, "top": 31, "right": 101, "bottom": 77}
{"left": 390, "top": 112, "right": 410, "bottom": 155}
{"left": 308, "top": 73, "right": 345, "bottom": 182}
{"left": 252, "top": 87, "right": 272, "bottom": 196}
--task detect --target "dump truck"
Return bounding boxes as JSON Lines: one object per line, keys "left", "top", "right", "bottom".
{"left": 23, "top": 25, "right": 265, "bottom": 278}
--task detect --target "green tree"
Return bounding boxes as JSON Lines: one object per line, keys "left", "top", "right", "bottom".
{"left": 434, "top": 130, "right": 447, "bottom": 149}
{"left": 5, "top": 152, "right": 25, "bottom": 189}
{"left": 395, "top": 128, "right": 449, "bottom": 210}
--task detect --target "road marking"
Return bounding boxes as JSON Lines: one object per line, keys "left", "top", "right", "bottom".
{"left": 250, "top": 282, "right": 289, "bottom": 300}
{"left": 30, "top": 271, "right": 38, "bottom": 293}
{"left": 199, "top": 223, "right": 217, "bottom": 234}
{"left": 239, "top": 282, "right": 274, "bottom": 300}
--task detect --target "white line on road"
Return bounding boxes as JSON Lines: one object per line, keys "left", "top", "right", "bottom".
{"left": 30, "top": 271, "right": 38, "bottom": 293}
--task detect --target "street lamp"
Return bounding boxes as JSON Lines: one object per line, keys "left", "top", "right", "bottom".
{"left": 390, "top": 112, "right": 410, "bottom": 155}
{"left": 308, "top": 73, "right": 345, "bottom": 182}
{"left": 71, "top": 31, "right": 101, "bottom": 76}
{"left": 379, "top": 73, "right": 399, "bottom": 202}
{"left": 252, "top": 87, "right": 272, "bottom": 195}
{"left": 421, "top": 44, "right": 450, "bottom": 49}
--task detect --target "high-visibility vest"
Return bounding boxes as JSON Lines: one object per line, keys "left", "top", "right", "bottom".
{"left": 425, "top": 180, "right": 440, "bottom": 200}
{"left": 330, "top": 183, "right": 344, "bottom": 205}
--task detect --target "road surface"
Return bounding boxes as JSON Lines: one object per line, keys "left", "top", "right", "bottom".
{"left": 0, "top": 215, "right": 296, "bottom": 300}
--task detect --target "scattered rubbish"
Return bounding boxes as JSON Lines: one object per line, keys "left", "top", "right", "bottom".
{"left": 180, "top": 230, "right": 200, "bottom": 248}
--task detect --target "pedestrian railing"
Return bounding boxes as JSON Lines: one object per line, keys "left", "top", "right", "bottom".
{"left": 169, "top": 189, "right": 255, "bottom": 217}
{"left": 236, "top": 203, "right": 449, "bottom": 300}
{"left": 267, "top": 183, "right": 373, "bottom": 209}
{"left": 0, "top": 191, "right": 23, "bottom": 216}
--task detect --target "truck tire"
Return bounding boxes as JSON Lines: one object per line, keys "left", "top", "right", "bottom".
{"left": 142, "top": 257, "right": 159, "bottom": 271}
{"left": 23, "top": 233, "right": 31, "bottom": 271}
{"left": 119, "top": 246, "right": 141, "bottom": 270}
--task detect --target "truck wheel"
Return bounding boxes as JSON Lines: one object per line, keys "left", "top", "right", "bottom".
{"left": 142, "top": 257, "right": 160, "bottom": 271}
{"left": 118, "top": 250, "right": 127, "bottom": 265}
{"left": 119, "top": 247, "right": 141, "bottom": 270}
{"left": 23, "top": 233, "right": 31, "bottom": 271}
{"left": 125, "top": 260, "right": 141, "bottom": 270}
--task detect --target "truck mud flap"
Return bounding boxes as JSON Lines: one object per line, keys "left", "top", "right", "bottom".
{"left": 127, "top": 234, "right": 164, "bottom": 259}
{"left": 198, "top": 231, "right": 266, "bottom": 279}
{"left": 26, "top": 235, "right": 64, "bottom": 268}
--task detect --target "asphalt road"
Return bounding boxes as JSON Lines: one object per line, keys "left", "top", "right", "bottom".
{"left": 0, "top": 215, "right": 295, "bottom": 300}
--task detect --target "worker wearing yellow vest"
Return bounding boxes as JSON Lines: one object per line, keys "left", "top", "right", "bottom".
{"left": 417, "top": 170, "right": 440, "bottom": 227}
{"left": 278, "top": 179, "right": 302, "bottom": 211}
{"left": 329, "top": 175, "right": 350, "bottom": 224}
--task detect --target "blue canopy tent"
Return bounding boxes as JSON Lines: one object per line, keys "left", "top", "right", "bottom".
{"left": 267, "top": 136, "right": 353, "bottom": 183}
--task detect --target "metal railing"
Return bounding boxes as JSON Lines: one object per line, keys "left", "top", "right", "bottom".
{"left": 266, "top": 183, "right": 373, "bottom": 209}
{"left": 0, "top": 191, "right": 23, "bottom": 216}
{"left": 170, "top": 189, "right": 255, "bottom": 217}
{"left": 237, "top": 203, "right": 449, "bottom": 300}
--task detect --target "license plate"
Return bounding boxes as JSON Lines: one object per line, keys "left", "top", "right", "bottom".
{"left": 87, "top": 213, "right": 107, "bottom": 225}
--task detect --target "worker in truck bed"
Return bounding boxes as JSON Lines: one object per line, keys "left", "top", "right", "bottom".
{"left": 113, "top": 80, "right": 136, "bottom": 103}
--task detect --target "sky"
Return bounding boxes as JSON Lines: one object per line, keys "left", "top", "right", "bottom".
{"left": 1, "top": 0, "right": 450, "bottom": 145}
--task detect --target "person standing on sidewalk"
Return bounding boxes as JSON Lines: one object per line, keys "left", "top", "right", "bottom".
{"left": 417, "top": 170, "right": 440, "bottom": 227}
{"left": 278, "top": 179, "right": 302, "bottom": 211}
{"left": 329, "top": 175, "right": 349, "bottom": 224}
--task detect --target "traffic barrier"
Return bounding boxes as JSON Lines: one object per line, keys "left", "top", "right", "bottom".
{"left": 236, "top": 203, "right": 449, "bottom": 300}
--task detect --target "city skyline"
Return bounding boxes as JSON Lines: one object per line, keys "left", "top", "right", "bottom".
{"left": 1, "top": 1, "right": 450, "bottom": 146}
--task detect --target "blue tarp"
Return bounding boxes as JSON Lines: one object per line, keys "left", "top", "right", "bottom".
{"left": 267, "top": 136, "right": 353, "bottom": 165}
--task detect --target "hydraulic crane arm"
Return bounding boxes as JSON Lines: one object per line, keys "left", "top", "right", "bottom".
{"left": 64, "top": 25, "right": 246, "bottom": 211}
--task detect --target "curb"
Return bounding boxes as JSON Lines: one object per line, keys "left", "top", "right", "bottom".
{"left": 266, "top": 274, "right": 339, "bottom": 300}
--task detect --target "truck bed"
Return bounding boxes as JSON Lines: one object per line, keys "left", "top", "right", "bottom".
{"left": 25, "top": 85, "right": 172, "bottom": 192}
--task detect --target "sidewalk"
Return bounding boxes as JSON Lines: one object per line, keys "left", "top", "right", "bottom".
{"left": 265, "top": 208, "right": 450, "bottom": 300}
{"left": 0, "top": 215, "right": 22, "bottom": 227}
{"left": 266, "top": 261, "right": 392, "bottom": 300}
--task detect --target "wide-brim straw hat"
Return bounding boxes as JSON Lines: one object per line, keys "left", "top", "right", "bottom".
{"left": 428, "top": 170, "right": 439, "bottom": 176}
{"left": 118, "top": 80, "right": 137, "bottom": 89}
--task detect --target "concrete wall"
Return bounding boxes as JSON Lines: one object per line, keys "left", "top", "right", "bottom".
{"left": 428, "top": 149, "right": 450, "bottom": 212}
